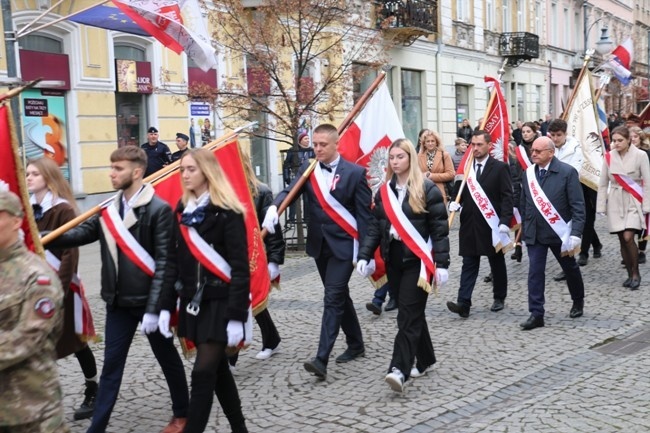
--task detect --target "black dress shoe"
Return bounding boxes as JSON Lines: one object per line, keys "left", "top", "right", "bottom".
{"left": 490, "top": 299, "right": 505, "bottom": 312}
{"left": 629, "top": 277, "right": 641, "bottom": 290}
{"left": 384, "top": 298, "right": 398, "bottom": 311}
{"left": 569, "top": 304, "right": 583, "bottom": 318}
{"left": 623, "top": 278, "right": 632, "bottom": 288}
{"left": 304, "top": 357, "right": 327, "bottom": 379}
{"left": 366, "top": 302, "right": 382, "bottom": 315}
{"left": 639, "top": 252, "right": 646, "bottom": 264}
{"left": 446, "top": 301, "right": 470, "bottom": 318}
{"left": 511, "top": 244, "right": 522, "bottom": 262}
{"left": 592, "top": 247, "right": 602, "bottom": 258}
{"left": 484, "top": 273, "right": 493, "bottom": 283}
{"left": 553, "top": 271, "right": 566, "bottom": 281}
{"left": 577, "top": 254, "right": 588, "bottom": 266}
{"left": 335, "top": 348, "right": 365, "bottom": 363}
{"left": 520, "top": 315, "right": 544, "bottom": 330}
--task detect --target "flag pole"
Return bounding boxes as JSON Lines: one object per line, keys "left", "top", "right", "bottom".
{"left": 0, "top": 78, "right": 43, "bottom": 103}
{"left": 41, "top": 123, "right": 256, "bottom": 246}
{"left": 16, "top": 0, "right": 111, "bottom": 39}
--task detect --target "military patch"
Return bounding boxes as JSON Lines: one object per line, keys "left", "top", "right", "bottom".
{"left": 35, "top": 297, "right": 56, "bottom": 319}
{"left": 37, "top": 275, "right": 52, "bottom": 285}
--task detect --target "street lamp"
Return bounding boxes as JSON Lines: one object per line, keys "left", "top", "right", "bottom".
{"left": 594, "top": 27, "right": 614, "bottom": 56}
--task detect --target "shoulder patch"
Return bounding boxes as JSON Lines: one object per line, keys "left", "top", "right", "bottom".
{"left": 34, "top": 298, "right": 56, "bottom": 319}
{"left": 37, "top": 275, "right": 52, "bottom": 285}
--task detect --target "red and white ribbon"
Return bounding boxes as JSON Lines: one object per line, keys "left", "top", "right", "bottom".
{"left": 515, "top": 145, "right": 532, "bottom": 170}
{"left": 101, "top": 205, "right": 155, "bottom": 277}
{"left": 178, "top": 223, "right": 231, "bottom": 282}
{"left": 605, "top": 152, "right": 643, "bottom": 203}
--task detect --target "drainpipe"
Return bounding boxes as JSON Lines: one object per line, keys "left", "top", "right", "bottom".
{"left": 548, "top": 59, "right": 552, "bottom": 116}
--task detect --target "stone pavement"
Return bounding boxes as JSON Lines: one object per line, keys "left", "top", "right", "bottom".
{"left": 57, "top": 217, "right": 650, "bottom": 432}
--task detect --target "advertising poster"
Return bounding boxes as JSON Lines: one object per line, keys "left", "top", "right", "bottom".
{"left": 190, "top": 102, "right": 214, "bottom": 147}
{"left": 21, "top": 88, "right": 70, "bottom": 180}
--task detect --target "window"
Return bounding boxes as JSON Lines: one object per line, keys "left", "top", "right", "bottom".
{"left": 401, "top": 70, "right": 422, "bottom": 145}
{"left": 563, "top": 8, "right": 569, "bottom": 48}
{"left": 516, "top": 0, "right": 525, "bottom": 31}
{"left": 21, "top": 34, "right": 62, "bottom": 54}
{"left": 456, "top": 84, "right": 470, "bottom": 130}
{"left": 457, "top": 0, "right": 469, "bottom": 21}
{"left": 551, "top": 3, "right": 558, "bottom": 46}
{"left": 535, "top": 85, "right": 542, "bottom": 120}
{"left": 114, "top": 45, "right": 146, "bottom": 61}
{"left": 502, "top": 0, "right": 510, "bottom": 32}
{"left": 114, "top": 44, "right": 147, "bottom": 148}
{"left": 534, "top": 2, "right": 541, "bottom": 34}
{"left": 352, "top": 63, "right": 377, "bottom": 104}
{"left": 517, "top": 83, "right": 525, "bottom": 121}
{"left": 486, "top": 0, "right": 495, "bottom": 30}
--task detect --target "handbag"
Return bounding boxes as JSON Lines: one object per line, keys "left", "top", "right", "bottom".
{"left": 441, "top": 150, "right": 455, "bottom": 198}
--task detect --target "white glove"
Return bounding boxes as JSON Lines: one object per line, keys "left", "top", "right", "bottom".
{"left": 158, "top": 310, "right": 172, "bottom": 338}
{"left": 262, "top": 205, "right": 279, "bottom": 234}
{"left": 268, "top": 262, "right": 280, "bottom": 280}
{"left": 498, "top": 224, "right": 510, "bottom": 234}
{"left": 356, "top": 259, "right": 369, "bottom": 277}
{"left": 366, "top": 259, "right": 376, "bottom": 276}
{"left": 140, "top": 313, "right": 159, "bottom": 335}
{"left": 435, "top": 268, "right": 449, "bottom": 286}
{"left": 448, "top": 201, "right": 462, "bottom": 212}
{"left": 569, "top": 235, "right": 581, "bottom": 250}
{"left": 226, "top": 320, "right": 245, "bottom": 347}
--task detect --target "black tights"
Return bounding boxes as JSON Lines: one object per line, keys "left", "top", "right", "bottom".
{"left": 183, "top": 342, "right": 246, "bottom": 433}
{"left": 619, "top": 230, "right": 640, "bottom": 280}
{"left": 74, "top": 345, "right": 97, "bottom": 380}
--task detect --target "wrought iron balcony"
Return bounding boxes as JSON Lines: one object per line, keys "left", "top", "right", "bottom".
{"left": 499, "top": 32, "right": 539, "bottom": 66}
{"left": 376, "top": 0, "right": 437, "bottom": 46}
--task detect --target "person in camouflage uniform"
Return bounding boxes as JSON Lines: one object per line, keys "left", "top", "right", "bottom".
{"left": 0, "top": 190, "right": 68, "bottom": 433}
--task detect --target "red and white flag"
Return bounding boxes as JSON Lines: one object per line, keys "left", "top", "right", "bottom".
{"left": 338, "top": 81, "right": 405, "bottom": 168}
{"left": 113, "top": 0, "right": 217, "bottom": 72}
{"left": 605, "top": 38, "right": 633, "bottom": 86}
{"left": 483, "top": 76, "right": 510, "bottom": 163}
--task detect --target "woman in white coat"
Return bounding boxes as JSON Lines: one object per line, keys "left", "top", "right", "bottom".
{"left": 597, "top": 126, "right": 650, "bottom": 289}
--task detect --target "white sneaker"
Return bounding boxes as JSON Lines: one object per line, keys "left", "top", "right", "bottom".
{"left": 410, "top": 366, "right": 428, "bottom": 378}
{"left": 385, "top": 368, "right": 405, "bottom": 393}
{"left": 255, "top": 347, "right": 277, "bottom": 360}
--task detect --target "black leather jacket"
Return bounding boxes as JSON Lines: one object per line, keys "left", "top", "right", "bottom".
{"left": 255, "top": 183, "right": 285, "bottom": 264}
{"left": 161, "top": 201, "right": 251, "bottom": 322}
{"left": 48, "top": 185, "right": 172, "bottom": 313}
{"left": 358, "top": 178, "right": 450, "bottom": 268}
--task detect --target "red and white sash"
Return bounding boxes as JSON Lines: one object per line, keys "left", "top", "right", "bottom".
{"left": 309, "top": 163, "right": 359, "bottom": 259}
{"left": 100, "top": 204, "right": 155, "bottom": 277}
{"left": 525, "top": 165, "right": 576, "bottom": 255}
{"left": 466, "top": 166, "right": 512, "bottom": 253}
{"left": 380, "top": 183, "right": 435, "bottom": 293}
{"left": 45, "top": 251, "right": 96, "bottom": 340}
{"left": 515, "top": 145, "right": 532, "bottom": 170}
{"left": 178, "top": 223, "right": 232, "bottom": 283}
{"left": 604, "top": 152, "right": 643, "bottom": 203}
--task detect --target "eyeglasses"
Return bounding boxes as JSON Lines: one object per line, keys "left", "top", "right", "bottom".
{"left": 531, "top": 148, "right": 551, "bottom": 153}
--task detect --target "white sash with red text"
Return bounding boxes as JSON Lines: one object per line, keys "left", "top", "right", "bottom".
{"left": 466, "top": 166, "right": 512, "bottom": 253}
{"left": 310, "top": 163, "right": 359, "bottom": 260}
{"left": 45, "top": 251, "right": 96, "bottom": 340}
{"left": 526, "top": 165, "right": 576, "bottom": 255}
{"left": 100, "top": 204, "right": 155, "bottom": 277}
{"left": 380, "top": 183, "right": 435, "bottom": 293}
{"left": 605, "top": 152, "right": 643, "bottom": 203}
{"left": 515, "top": 145, "right": 532, "bottom": 170}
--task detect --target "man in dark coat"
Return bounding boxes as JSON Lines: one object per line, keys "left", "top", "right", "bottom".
{"left": 519, "top": 136, "right": 585, "bottom": 330}
{"left": 171, "top": 132, "right": 190, "bottom": 162}
{"left": 141, "top": 126, "right": 172, "bottom": 177}
{"left": 446, "top": 130, "right": 513, "bottom": 317}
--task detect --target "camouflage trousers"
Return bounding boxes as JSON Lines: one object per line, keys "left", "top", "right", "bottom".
{"left": 0, "top": 412, "right": 69, "bottom": 433}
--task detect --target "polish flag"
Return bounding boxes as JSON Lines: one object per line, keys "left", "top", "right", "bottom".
{"left": 113, "top": 0, "right": 217, "bottom": 72}
{"left": 605, "top": 38, "right": 633, "bottom": 85}
{"left": 338, "top": 81, "right": 405, "bottom": 168}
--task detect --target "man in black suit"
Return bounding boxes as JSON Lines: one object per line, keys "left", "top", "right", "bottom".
{"left": 447, "top": 130, "right": 513, "bottom": 317}
{"left": 519, "top": 136, "right": 585, "bottom": 330}
{"left": 262, "top": 123, "right": 373, "bottom": 379}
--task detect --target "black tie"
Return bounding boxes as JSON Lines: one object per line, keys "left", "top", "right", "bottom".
{"left": 476, "top": 163, "right": 482, "bottom": 179}
{"left": 538, "top": 168, "right": 547, "bottom": 181}
{"left": 320, "top": 162, "right": 332, "bottom": 172}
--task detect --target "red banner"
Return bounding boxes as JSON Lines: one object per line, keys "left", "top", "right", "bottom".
{"left": 483, "top": 76, "right": 510, "bottom": 163}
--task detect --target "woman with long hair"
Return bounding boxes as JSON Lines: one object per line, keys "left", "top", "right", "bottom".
{"left": 356, "top": 138, "right": 450, "bottom": 392}
{"left": 26, "top": 157, "right": 98, "bottom": 420}
{"left": 417, "top": 129, "right": 455, "bottom": 204}
{"left": 629, "top": 126, "right": 650, "bottom": 264}
{"left": 597, "top": 126, "right": 650, "bottom": 289}
{"left": 160, "top": 148, "right": 250, "bottom": 432}
{"left": 520, "top": 121, "right": 538, "bottom": 155}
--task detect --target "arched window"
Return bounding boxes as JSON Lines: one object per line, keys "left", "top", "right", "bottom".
{"left": 20, "top": 34, "right": 63, "bottom": 54}
{"left": 114, "top": 45, "right": 146, "bottom": 61}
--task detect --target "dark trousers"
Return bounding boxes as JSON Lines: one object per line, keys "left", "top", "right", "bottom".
{"left": 314, "top": 242, "right": 364, "bottom": 364}
{"left": 255, "top": 308, "right": 281, "bottom": 350}
{"left": 527, "top": 243, "right": 585, "bottom": 317}
{"left": 86, "top": 306, "right": 189, "bottom": 433}
{"left": 371, "top": 282, "right": 396, "bottom": 305}
{"left": 386, "top": 242, "right": 435, "bottom": 381}
{"left": 457, "top": 253, "right": 507, "bottom": 308}
{"left": 580, "top": 185, "right": 601, "bottom": 256}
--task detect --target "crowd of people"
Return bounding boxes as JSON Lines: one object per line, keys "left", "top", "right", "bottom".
{"left": 2, "top": 111, "right": 650, "bottom": 432}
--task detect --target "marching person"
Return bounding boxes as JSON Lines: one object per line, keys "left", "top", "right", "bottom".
{"left": 520, "top": 136, "right": 585, "bottom": 330}
{"left": 446, "top": 130, "right": 513, "bottom": 317}
{"left": 142, "top": 126, "right": 172, "bottom": 177}
{"left": 26, "top": 157, "right": 98, "bottom": 421}
{"left": 597, "top": 126, "right": 650, "bottom": 290}
{"left": 356, "top": 138, "right": 450, "bottom": 393}
{"left": 262, "top": 123, "right": 374, "bottom": 380}
{"left": 47, "top": 146, "right": 189, "bottom": 433}
{"left": 0, "top": 190, "right": 68, "bottom": 433}
{"left": 417, "top": 129, "right": 455, "bottom": 205}
{"left": 172, "top": 132, "right": 191, "bottom": 162}
{"left": 630, "top": 126, "right": 650, "bottom": 263}
{"left": 159, "top": 148, "right": 250, "bottom": 433}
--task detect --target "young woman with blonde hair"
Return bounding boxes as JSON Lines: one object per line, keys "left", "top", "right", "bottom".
{"left": 356, "top": 138, "right": 450, "bottom": 392}
{"left": 417, "top": 129, "right": 455, "bottom": 204}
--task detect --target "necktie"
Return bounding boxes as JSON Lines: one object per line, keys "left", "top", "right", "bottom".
{"left": 32, "top": 204, "right": 43, "bottom": 221}
{"left": 476, "top": 163, "right": 482, "bottom": 179}
{"left": 539, "top": 168, "right": 547, "bottom": 181}
{"left": 320, "top": 162, "right": 332, "bottom": 172}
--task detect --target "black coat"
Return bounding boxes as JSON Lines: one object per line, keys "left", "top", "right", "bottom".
{"left": 255, "top": 183, "right": 285, "bottom": 264}
{"left": 454, "top": 156, "right": 513, "bottom": 256}
{"left": 358, "top": 178, "right": 450, "bottom": 269}
{"left": 161, "top": 201, "right": 251, "bottom": 322}
{"left": 49, "top": 185, "right": 172, "bottom": 314}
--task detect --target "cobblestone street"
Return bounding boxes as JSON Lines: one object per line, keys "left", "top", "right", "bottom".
{"left": 58, "top": 218, "right": 650, "bottom": 432}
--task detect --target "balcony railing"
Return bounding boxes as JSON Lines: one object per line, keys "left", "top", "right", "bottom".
{"left": 499, "top": 32, "right": 539, "bottom": 59}
{"left": 376, "top": 0, "right": 437, "bottom": 45}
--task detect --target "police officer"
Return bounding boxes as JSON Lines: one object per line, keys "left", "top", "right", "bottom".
{"left": 0, "top": 190, "right": 68, "bottom": 433}
{"left": 171, "top": 132, "right": 190, "bottom": 162}
{"left": 141, "top": 126, "right": 172, "bottom": 177}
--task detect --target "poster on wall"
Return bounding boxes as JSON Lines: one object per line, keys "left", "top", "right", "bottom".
{"left": 21, "top": 89, "right": 70, "bottom": 180}
{"left": 190, "top": 102, "right": 214, "bottom": 147}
